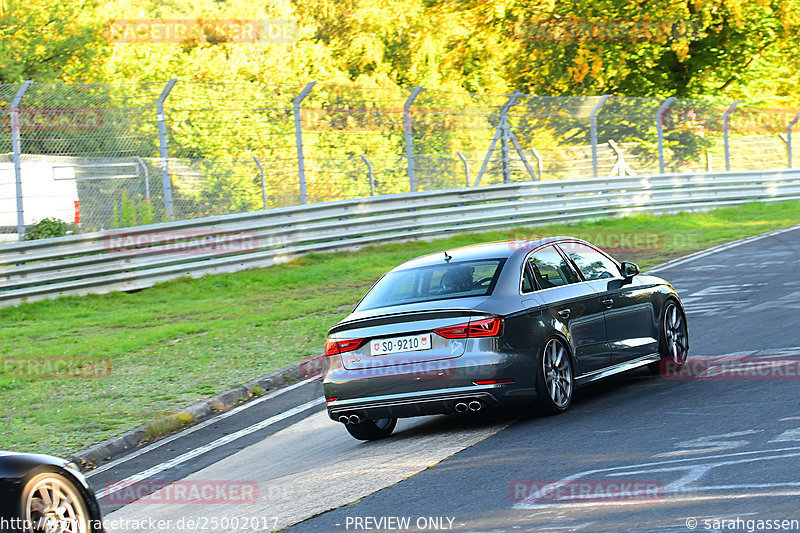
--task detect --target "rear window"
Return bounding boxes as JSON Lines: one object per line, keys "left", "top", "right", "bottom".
{"left": 356, "top": 259, "right": 506, "bottom": 311}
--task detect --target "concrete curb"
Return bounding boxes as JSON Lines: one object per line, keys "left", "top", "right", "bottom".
{"left": 72, "top": 354, "right": 324, "bottom": 468}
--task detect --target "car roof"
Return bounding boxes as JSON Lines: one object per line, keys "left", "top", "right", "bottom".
{"left": 394, "top": 236, "right": 580, "bottom": 271}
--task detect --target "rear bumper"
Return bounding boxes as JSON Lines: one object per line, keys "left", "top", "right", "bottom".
{"left": 323, "top": 347, "right": 538, "bottom": 421}
{"left": 325, "top": 382, "right": 536, "bottom": 421}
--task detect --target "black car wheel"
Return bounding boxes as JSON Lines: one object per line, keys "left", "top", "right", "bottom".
{"left": 345, "top": 418, "right": 397, "bottom": 441}
{"left": 536, "top": 338, "right": 573, "bottom": 414}
{"left": 20, "top": 471, "right": 92, "bottom": 533}
{"left": 648, "top": 300, "right": 689, "bottom": 374}
{"left": 649, "top": 300, "right": 689, "bottom": 374}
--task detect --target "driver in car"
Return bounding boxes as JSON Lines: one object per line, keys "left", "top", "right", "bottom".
{"left": 440, "top": 266, "right": 474, "bottom": 293}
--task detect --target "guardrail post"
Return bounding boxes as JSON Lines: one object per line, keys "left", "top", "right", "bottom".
{"left": 456, "top": 151, "right": 470, "bottom": 186}
{"left": 788, "top": 113, "right": 800, "bottom": 168}
{"left": 10, "top": 80, "right": 31, "bottom": 241}
{"left": 157, "top": 79, "right": 177, "bottom": 220}
{"left": 293, "top": 81, "right": 316, "bottom": 204}
{"left": 359, "top": 154, "right": 375, "bottom": 196}
{"left": 404, "top": 86, "right": 424, "bottom": 192}
{"left": 656, "top": 97, "right": 676, "bottom": 174}
{"left": 723, "top": 100, "right": 740, "bottom": 172}
{"left": 253, "top": 156, "right": 267, "bottom": 208}
{"left": 590, "top": 95, "right": 610, "bottom": 178}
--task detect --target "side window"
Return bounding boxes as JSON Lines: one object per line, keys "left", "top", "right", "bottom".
{"left": 521, "top": 267, "right": 534, "bottom": 293}
{"left": 528, "top": 245, "right": 579, "bottom": 289}
{"left": 560, "top": 242, "right": 621, "bottom": 281}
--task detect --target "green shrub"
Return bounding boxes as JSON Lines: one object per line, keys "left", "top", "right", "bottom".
{"left": 23, "top": 218, "right": 73, "bottom": 240}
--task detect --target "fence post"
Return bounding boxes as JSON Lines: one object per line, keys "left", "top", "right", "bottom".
{"left": 723, "top": 100, "right": 739, "bottom": 172}
{"left": 134, "top": 156, "right": 150, "bottom": 203}
{"left": 10, "top": 81, "right": 32, "bottom": 240}
{"left": 475, "top": 90, "right": 522, "bottom": 186}
{"left": 590, "top": 94, "right": 610, "bottom": 178}
{"left": 253, "top": 156, "right": 267, "bottom": 208}
{"left": 456, "top": 151, "right": 470, "bottom": 186}
{"left": 656, "top": 97, "right": 676, "bottom": 174}
{"left": 500, "top": 91, "right": 522, "bottom": 184}
{"left": 404, "top": 86, "right": 424, "bottom": 192}
{"left": 157, "top": 79, "right": 177, "bottom": 220}
{"left": 500, "top": 91, "right": 522, "bottom": 183}
{"left": 788, "top": 113, "right": 800, "bottom": 168}
{"left": 607, "top": 140, "right": 633, "bottom": 176}
{"left": 359, "top": 154, "right": 375, "bottom": 196}
{"left": 529, "top": 148, "right": 543, "bottom": 181}
{"left": 293, "top": 81, "right": 316, "bottom": 204}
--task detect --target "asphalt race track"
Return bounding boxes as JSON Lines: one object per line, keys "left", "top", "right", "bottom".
{"left": 92, "top": 225, "right": 800, "bottom": 532}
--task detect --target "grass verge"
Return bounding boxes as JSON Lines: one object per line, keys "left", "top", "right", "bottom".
{"left": 1, "top": 200, "right": 799, "bottom": 456}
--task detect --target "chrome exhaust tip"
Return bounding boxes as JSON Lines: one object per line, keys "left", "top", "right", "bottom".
{"left": 348, "top": 414, "right": 362, "bottom": 424}
{"left": 338, "top": 416, "right": 350, "bottom": 424}
{"left": 454, "top": 402, "right": 468, "bottom": 413}
{"left": 468, "top": 401, "right": 483, "bottom": 412}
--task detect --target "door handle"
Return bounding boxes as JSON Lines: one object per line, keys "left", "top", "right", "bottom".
{"left": 601, "top": 297, "right": 613, "bottom": 308}
{"left": 557, "top": 308, "right": 570, "bottom": 319}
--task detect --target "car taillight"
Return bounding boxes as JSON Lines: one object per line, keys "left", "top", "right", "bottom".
{"left": 325, "top": 338, "right": 365, "bottom": 356}
{"left": 433, "top": 317, "right": 503, "bottom": 339}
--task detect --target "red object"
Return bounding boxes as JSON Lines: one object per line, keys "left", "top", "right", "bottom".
{"left": 433, "top": 317, "right": 503, "bottom": 339}
{"left": 473, "top": 378, "right": 515, "bottom": 385}
{"left": 325, "top": 338, "right": 366, "bottom": 356}
{"left": 74, "top": 200, "right": 80, "bottom": 224}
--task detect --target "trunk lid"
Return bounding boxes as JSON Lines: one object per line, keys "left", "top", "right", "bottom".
{"left": 329, "top": 297, "right": 490, "bottom": 370}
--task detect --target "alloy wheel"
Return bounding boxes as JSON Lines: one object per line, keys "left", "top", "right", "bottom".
{"left": 664, "top": 302, "right": 688, "bottom": 366}
{"left": 23, "top": 473, "right": 90, "bottom": 533}
{"left": 543, "top": 339, "right": 572, "bottom": 409}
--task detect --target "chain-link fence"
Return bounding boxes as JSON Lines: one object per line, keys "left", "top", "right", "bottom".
{"left": 2, "top": 80, "right": 799, "bottom": 240}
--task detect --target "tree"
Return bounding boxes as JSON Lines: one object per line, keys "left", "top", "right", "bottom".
{"left": 0, "top": 0, "right": 106, "bottom": 83}
{"left": 291, "top": 0, "right": 512, "bottom": 93}
{"left": 502, "top": 0, "right": 800, "bottom": 98}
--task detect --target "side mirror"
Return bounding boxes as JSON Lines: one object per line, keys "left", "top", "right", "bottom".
{"left": 620, "top": 261, "right": 640, "bottom": 279}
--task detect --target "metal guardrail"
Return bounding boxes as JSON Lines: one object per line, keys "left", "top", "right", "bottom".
{"left": 2, "top": 168, "right": 800, "bottom": 307}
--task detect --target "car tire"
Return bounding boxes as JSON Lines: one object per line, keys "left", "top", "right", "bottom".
{"left": 648, "top": 300, "right": 689, "bottom": 375}
{"left": 535, "top": 338, "right": 574, "bottom": 415}
{"left": 345, "top": 418, "right": 397, "bottom": 441}
{"left": 20, "top": 470, "right": 94, "bottom": 533}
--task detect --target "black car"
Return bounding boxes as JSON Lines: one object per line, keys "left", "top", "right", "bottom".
{"left": 323, "top": 237, "right": 689, "bottom": 440}
{"left": 0, "top": 451, "right": 104, "bottom": 533}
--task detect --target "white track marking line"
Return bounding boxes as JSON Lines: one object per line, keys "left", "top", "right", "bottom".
{"left": 511, "top": 445, "right": 800, "bottom": 509}
{"left": 87, "top": 377, "right": 319, "bottom": 478}
{"left": 770, "top": 428, "right": 800, "bottom": 442}
{"left": 96, "top": 397, "right": 325, "bottom": 499}
{"left": 647, "top": 224, "right": 800, "bottom": 274}
{"left": 517, "top": 489, "right": 800, "bottom": 510}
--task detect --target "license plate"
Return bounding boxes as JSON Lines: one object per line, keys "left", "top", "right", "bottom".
{"left": 370, "top": 333, "right": 432, "bottom": 356}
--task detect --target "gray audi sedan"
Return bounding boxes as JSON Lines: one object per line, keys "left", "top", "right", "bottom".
{"left": 323, "top": 237, "right": 688, "bottom": 440}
